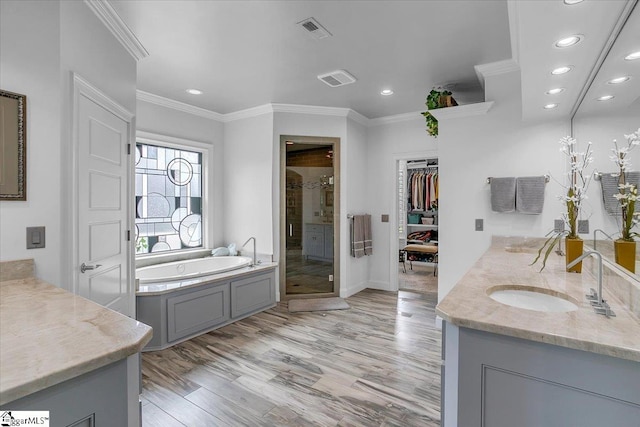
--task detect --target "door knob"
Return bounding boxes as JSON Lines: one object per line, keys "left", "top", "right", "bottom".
{"left": 80, "top": 263, "right": 102, "bottom": 273}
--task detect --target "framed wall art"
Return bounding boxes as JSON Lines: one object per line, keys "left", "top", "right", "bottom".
{"left": 0, "top": 90, "right": 27, "bottom": 201}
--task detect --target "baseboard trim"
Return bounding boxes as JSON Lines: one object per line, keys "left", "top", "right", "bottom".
{"left": 340, "top": 281, "right": 368, "bottom": 298}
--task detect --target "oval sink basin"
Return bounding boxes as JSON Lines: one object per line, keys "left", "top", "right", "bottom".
{"left": 488, "top": 287, "right": 578, "bottom": 313}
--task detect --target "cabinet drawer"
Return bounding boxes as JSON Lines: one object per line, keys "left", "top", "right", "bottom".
{"left": 167, "top": 282, "right": 230, "bottom": 342}
{"left": 306, "top": 224, "right": 326, "bottom": 233}
{"left": 231, "top": 273, "right": 275, "bottom": 318}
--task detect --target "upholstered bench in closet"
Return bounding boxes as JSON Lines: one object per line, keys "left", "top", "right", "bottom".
{"left": 401, "top": 244, "right": 438, "bottom": 276}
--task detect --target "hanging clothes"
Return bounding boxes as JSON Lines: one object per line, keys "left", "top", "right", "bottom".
{"left": 407, "top": 167, "right": 438, "bottom": 211}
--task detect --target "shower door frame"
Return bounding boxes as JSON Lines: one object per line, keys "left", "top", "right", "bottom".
{"left": 279, "top": 135, "right": 341, "bottom": 301}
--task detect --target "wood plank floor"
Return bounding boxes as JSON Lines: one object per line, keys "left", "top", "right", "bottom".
{"left": 141, "top": 289, "right": 442, "bottom": 426}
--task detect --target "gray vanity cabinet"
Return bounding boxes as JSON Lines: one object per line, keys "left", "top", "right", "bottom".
{"left": 6, "top": 359, "right": 129, "bottom": 427}
{"left": 305, "top": 223, "right": 333, "bottom": 261}
{"left": 137, "top": 267, "right": 276, "bottom": 351}
{"left": 442, "top": 322, "right": 640, "bottom": 427}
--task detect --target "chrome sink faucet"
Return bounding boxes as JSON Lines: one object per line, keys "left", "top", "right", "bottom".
{"left": 241, "top": 236, "right": 258, "bottom": 267}
{"left": 566, "top": 250, "right": 615, "bottom": 318}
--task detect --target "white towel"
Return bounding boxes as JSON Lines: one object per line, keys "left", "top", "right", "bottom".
{"left": 516, "top": 176, "right": 546, "bottom": 214}
{"left": 490, "top": 177, "right": 516, "bottom": 213}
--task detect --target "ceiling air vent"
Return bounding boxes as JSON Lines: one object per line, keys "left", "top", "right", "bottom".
{"left": 298, "top": 17, "right": 332, "bottom": 40}
{"left": 317, "top": 70, "right": 357, "bottom": 88}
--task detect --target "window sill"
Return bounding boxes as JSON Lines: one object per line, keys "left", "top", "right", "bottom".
{"left": 135, "top": 248, "right": 211, "bottom": 268}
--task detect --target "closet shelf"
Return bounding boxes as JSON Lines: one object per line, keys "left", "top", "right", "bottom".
{"left": 406, "top": 224, "right": 438, "bottom": 229}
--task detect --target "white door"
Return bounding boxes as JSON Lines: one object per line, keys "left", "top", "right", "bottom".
{"left": 75, "top": 80, "right": 132, "bottom": 316}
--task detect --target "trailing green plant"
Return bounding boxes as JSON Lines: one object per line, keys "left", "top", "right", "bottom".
{"left": 136, "top": 236, "right": 148, "bottom": 254}
{"left": 531, "top": 136, "right": 594, "bottom": 271}
{"left": 421, "top": 88, "right": 453, "bottom": 137}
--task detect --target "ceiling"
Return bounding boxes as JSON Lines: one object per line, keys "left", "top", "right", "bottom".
{"left": 110, "top": 0, "right": 512, "bottom": 119}
{"left": 516, "top": 0, "right": 632, "bottom": 122}
{"left": 110, "top": 0, "right": 639, "bottom": 122}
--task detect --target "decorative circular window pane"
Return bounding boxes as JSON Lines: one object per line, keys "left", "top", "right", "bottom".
{"left": 167, "top": 158, "right": 193, "bottom": 186}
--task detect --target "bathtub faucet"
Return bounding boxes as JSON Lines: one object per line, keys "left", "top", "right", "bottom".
{"left": 242, "top": 237, "right": 258, "bottom": 267}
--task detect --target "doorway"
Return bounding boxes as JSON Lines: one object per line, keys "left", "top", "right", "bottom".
{"left": 280, "top": 135, "right": 340, "bottom": 299}
{"left": 396, "top": 157, "right": 439, "bottom": 295}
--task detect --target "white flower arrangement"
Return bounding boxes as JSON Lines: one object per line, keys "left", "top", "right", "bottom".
{"left": 558, "top": 136, "right": 594, "bottom": 238}
{"left": 611, "top": 128, "right": 640, "bottom": 241}
{"left": 532, "top": 136, "right": 595, "bottom": 271}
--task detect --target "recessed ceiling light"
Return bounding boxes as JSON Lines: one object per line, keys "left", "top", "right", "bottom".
{"left": 563, "top": 0, "right": 584, "bottom": 5}
{"left": 380, "top": 89, "right": 394, "bottom": 96}
{"left": 186, "top": 89, "right": 203, "bottom": 95}
{"left": 546, "top": 88, "right": 565, "bottom": 95}
{"left": 596, "top": 95, "right": 614, "bottom": 101}
{"left": 607, "top": 76, "right": 630, "bottom": 84}
{"left": 551, "top": 66, "right": 572, "bottom": 75}
{"left": 555, "top": 35, "right": 582, "bottom": 48}
{"left": 624, "top": 51, "right": 640, "bottom": 61}
{"left": 544, "top": 103, "right": 558, "bottom": 109}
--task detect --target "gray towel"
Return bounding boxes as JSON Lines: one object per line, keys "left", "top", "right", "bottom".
{"left": 601, "top": 171, "right": 640, "bottom": 215}
{"left": 351, "top": 215, "right": 365, "bottom": 258}
{"left": 516, "top": 176, "right": 546, "bottom": 214}
{"left": 490, "top": 177, "right": 516, "bottom": 213}
{"left": 363, "top": 214, "right": 373, "bottom": 255}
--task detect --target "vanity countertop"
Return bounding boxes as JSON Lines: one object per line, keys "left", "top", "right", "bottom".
{"left": 0, "top": 276, "right": 152, "bottom": 405}
{"left": 137, "top": 262, "right": 278, "bottom": 296}
{"left": 435, "top": 237, "right": 640, "bottom": 362}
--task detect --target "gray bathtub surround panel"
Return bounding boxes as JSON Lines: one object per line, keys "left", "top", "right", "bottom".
{"left": 137, "top": 267, "right": 277, "bottom": 351}
{"left": 515, "top": 176, "right": 546, "bottom": 214}
{"left": 490, "top": 177, "right": 516, "bottom": 213}
{"left": 0, "top": 258, "right": 34, "bottom": 282}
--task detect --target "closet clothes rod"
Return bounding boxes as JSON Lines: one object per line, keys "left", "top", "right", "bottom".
{"left": 486, "top": 175, "right": 550, "bottom": 184}
{"left": 407, "top": 163, "right": 438, "bottom": 170}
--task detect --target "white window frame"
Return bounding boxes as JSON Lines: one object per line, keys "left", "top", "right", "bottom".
{"left": 135, "top": 131, "right": 212, "bottom": 259}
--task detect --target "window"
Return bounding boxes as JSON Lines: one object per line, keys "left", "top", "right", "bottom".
{"left": 135, "top": 142, "right": 203, "bottom": 254}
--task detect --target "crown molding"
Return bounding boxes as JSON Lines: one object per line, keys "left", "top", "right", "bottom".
{"left": 474, "top": 59, "right": 520, "bottom": 90}
{"left": 345, "top": 110, "right": 370, "bottom": 127}
{"left": 223, "top": 104, "right": 275, "bottom": 122}
{"left": 369, "top": 111, "right": 424, "bottom": 127}
{"left": 84, "top": 0, "right": 149, "bottom": 61}
{"left": 428, "top": 101, "right": 494, "bottom": 120}
{"left": 137, "top": 90, "right": 225, "bottom": 121}
{"left": 507, "top": 0, "right": 521, "bottom": 67}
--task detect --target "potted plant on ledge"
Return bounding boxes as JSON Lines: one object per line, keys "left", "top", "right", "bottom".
{"left": 421, "top": 88, "right": 458, "bottom": 137}
{"left": 532, "top": 136, "right": 594, "bottom": 272}
{"left": 611, "top": 128, "right": 640, "bottom": 273}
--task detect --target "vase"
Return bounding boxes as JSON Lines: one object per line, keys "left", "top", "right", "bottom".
{"left": 614, "top": 239, "right": 636, "bottom": 274}
{"left": 565, "top": 237, "right": 584, "bottom": 273}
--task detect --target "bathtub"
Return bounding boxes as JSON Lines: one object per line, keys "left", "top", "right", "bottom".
{"left": 136, "top": 256, "right": 253, "bottom": 284}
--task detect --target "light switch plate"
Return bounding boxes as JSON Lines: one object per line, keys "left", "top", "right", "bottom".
{"left": 381, "top": 214, "right": 389, "bottom": 223}
{"left": 26, "top": 226, "right": 45, "bottom": 249}
{"left": 554, "top": 219, "right": 565, "bottom": 233}
{"left": 578, "top": 220, "right": 589, "bottom": 234}
{"left": 475, "top": 219, "right": 484, "bottom": 231}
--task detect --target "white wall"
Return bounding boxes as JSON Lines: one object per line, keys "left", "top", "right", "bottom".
{"left": 0, "top": 1, "right": 137, "bottom": 288}
{"left": 0, "top": 1, "right": 62, "bottom": 284}
{"left": 59, "top": 1, "right": 137, "bottom": 290}
{"left": 223, "top": 113, "right": 274, "bottom": 254}
{"left": 137, "top": 101, "right": 225, "bottom": 248}
{"left": 366, "top": 71, "right": 570, "bottom": 300}
{"left": 366, "top": 117, "right": 438, "bottom": 290}
{"left": 344, "top": 118, "right": 370, "bottom": 297}
{"left": 272, "top": 112, "right": 370, "bottom": 297}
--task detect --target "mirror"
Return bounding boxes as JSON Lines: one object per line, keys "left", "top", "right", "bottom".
{"left": 572, "top": 2, "right": 640, "bottom": 279}
{"left": 0, "top": 89, "right": 27, "bottom": 201}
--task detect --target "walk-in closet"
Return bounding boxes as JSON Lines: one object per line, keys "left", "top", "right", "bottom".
{"left": 398, "top": 158, "right": 439, "bottom": 294}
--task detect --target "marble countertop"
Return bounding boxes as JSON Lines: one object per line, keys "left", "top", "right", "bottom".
{"left": 0, "top": 276, "right": 152, "bottom": 405}
{"left": 137, "top": 262, "right": 278, "bottom": 296}
{"left": 436, "top": 236, "right": 640, "bottom": 363}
